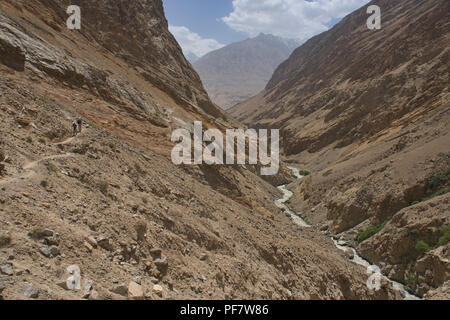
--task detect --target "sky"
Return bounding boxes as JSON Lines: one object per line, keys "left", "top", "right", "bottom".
{"left": 164, "top": 0, "right": 371, "bottom": 58}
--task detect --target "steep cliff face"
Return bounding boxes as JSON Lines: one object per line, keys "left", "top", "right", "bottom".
{"left": 0, "top": 0, "right": 397, "bottom": 300}
{"left": 0, "top": 0, "right": 224, "bottom": 120}
{"left": 230, "top": 0, "right": 450, "bottom": 298}
{"left": 231, "top": 0, "right": 449, "bottom": 154}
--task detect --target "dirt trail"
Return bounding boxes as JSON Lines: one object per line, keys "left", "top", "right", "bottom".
{"left": 0, "top": 133, "right": 83, "bottom": 186}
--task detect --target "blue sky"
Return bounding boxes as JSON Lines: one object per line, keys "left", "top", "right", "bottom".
{"left": 164, "top": 0, "right": 371, "bottom": 57}
{"left": 163, "top": 0, "right": 245, "bottom": 44}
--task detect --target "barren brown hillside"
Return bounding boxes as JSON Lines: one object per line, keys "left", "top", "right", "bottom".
{"left": 230, "top": 0, "right": 449, "bottom": 298}
{"left": 0, "top": 0, "right": 403, "bottom": 300}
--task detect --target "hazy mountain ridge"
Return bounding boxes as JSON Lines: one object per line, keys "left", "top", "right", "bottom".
{"left": 194, "top": 33, "right": 299, "bottom": 110}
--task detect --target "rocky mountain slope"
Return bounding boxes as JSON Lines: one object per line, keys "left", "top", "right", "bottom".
{"left": 230, "top": 0, "right": 450, "bottom": 299}
{"left": 0, "top": 0, "right": 399, "bottom": 300}
{"left": 194, "top": 34, "right": 299, "bottom": 110}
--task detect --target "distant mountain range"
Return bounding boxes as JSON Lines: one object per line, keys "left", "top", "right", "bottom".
{"left": 193, "top": 33, "right": 300, "bottom": 110}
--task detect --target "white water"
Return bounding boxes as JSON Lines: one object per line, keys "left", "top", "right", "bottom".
{"left": 276, "top": 167, "right": 420, "bottom": 300}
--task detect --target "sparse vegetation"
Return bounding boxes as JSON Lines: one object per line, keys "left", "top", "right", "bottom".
{"left": 0, "top": 233, "right": 11, "bottom": 247}
{"left": 38, "top": 137, "right": 46, "bottom": 144}
{"left": 408, "top": 168, "right": 450, "bottom": 206}
{"left": 72, "top": 143, "right": 89, "bottom": 155}
{"left": 415, "top": 240, "right": 431, "bottom": 253}
{"left": 421, "top": 188, "right": 450, "bottom": 202}
{"left": 29, "top": 228, "right": 47, "bottom": 240}
{"left": 356, "top": 221, "right": 387, "bottom": 243}
{"left": 44, "top": 127, "right": 66, "bottom": 140}
{"left": 45, "top": 163, "right": 58, "bottom": 173}
{"left": 40, "top": 180, "right": 48, "bottom": 188}
{"left": 323, "top": 169, "right": 333, "bottom": 177}
{"left": 427, "top": 168, "right": 450, "bottom": 191}
{"left": 98, "top": 181, "right": 109, "bottom": 195}
{"left": 142, "top": 196, "right": 149, "bottom": 204}
{"left": 26, "top": 136, "right": 33, "bottom": 143}
{"left": 406, "top": 272, "right": 416, "bottom": 287}
{"left": 134, "top": 220, "right": 147, "bottom": 242}
{"left": 438, "top": 224, "right": 450, "bottom": 247}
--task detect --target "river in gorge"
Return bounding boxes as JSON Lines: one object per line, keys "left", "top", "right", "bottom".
{"left": 274, "top": 167, "right": 420, "bottom": 300}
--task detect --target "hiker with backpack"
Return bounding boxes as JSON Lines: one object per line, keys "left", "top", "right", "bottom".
{"left": 77, "top": 118, "right": 83, "bottom": 133}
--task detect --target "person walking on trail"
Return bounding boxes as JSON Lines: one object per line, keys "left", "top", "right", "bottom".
{"left": 77, "top": 118, "right": 83, "bottom": 133}
{"left": 72, "top": 121, "right": 78, "bottom": 137}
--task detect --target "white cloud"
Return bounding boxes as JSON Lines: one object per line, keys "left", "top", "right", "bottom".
{"left": 222, "top": 0, "right": 371, "bottom": 42}
{"left": 169, "top": 25, "right": 225, "bottom": 58}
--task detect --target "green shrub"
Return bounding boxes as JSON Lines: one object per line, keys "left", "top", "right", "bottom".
{"left": 356, "top": 221, "right": 387, "bottom": 243}
{"left": 406, "top": 272, "right": 416, "bottom": 287}
{"left": 408, "top": 187, "right": 450, "bottom": 207}
{"left": 428, "top": 169, "right": 449, "bottom": 191}
{"left": 299, "top": 170, "right": 310, "bottom": 176}
{"left": 415, "top": 240, "right": 430, "bottom": 253}
{"left": 438, "top": 225, "right": 450, "bottom": 247}
{"left": 422, "top": 188, "right": 450, "bottom": 202}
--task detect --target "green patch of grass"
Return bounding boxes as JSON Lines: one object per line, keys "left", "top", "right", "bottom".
{"left": 356, "top": 221, "right": 387, "bottom": 243}
{"left": 415, "top": 240, "right": 431, "bottom": 253}
{"left": 0, "top": 233, "right": 11, "bottom": 247}
{"left": 38, "top": 137, "right": 46, "bottom": 144}
{"left": 438, "top": 225, "right": 450, "bottom": 247}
